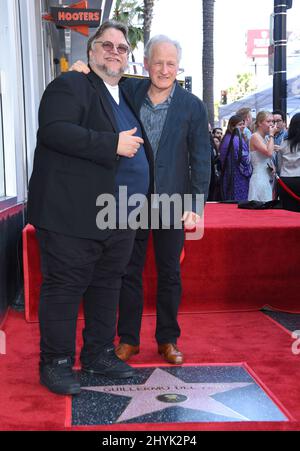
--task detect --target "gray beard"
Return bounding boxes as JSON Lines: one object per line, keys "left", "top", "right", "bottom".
{"left": 95, "top": 63, "right": 128, "bottom": 79}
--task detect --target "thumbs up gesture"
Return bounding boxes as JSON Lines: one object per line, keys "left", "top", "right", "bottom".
{"left": 117, "top": 127, "right": 144, "bottom": 158}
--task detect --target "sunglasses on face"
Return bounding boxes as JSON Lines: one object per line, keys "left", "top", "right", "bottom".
{"left": 93, "top": 40, "right": 129, "bottom": 55}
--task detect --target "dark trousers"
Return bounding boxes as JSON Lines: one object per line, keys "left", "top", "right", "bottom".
{"left": 117, "top": 227, "right": 185, "bottom": 345}
{"left": 36, "top": 228, "right": 135, "bottom": 365}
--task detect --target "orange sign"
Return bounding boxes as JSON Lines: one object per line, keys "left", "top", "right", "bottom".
{"left": 43, "top": 1, "right": 101, "bottom": 37}
{"left": 51, "top": 7, "right": 101, "bottom": 26}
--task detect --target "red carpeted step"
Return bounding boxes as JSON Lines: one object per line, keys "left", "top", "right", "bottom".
{"left": 23, "top": 204, "right": 300, "bottom": 323}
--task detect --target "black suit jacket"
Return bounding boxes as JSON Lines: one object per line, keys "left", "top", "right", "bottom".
{"left": 27, "top": 71, "right": 153, "bottom": 240}
{"left": 122, "top": 78, "right": 211, "bottom": 212}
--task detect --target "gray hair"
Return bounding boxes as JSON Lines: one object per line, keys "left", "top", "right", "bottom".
{"left": 87, "top": 20, "right": 130, "bottom": 61}
{"left": 144, "top": 35, "right": 182, "bottom": 62}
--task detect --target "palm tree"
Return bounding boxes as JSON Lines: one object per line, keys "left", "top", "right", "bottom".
{"left": 143, "top": 0, "right": 155, "bottom": 45}
{"left": 202, "top": 0, "right": 215, "bottom": 126}
{"left": 112, "top": 0, "right": 144, "bottom": 73}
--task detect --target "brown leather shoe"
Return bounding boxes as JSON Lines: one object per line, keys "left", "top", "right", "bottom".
{"left": 158, "top": 343, "right": 184, "bottom": 365}
{"left": 115, "top": 343, "right": 140, "bottom": 362}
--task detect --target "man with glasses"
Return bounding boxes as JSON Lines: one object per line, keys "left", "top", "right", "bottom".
{"left": 71, "top": 34, "right": 211, "bottom": 366}
{"left": 272, "top": 110, "right": 288, "bottom": 146}
{"left": 27, "top": 20, "right": 153, "bottom": 395}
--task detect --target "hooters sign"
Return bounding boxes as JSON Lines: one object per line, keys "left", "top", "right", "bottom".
{"left": 51, "top": 7, "right": 101, "bottom": 26}
{"left": 43, "top": 1, "right": 101, "bottom": 36}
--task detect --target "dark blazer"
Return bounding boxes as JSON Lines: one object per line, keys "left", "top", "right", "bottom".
{"left": 122, "top": 78, "right": 211, "bottom": 211}
{"left": 27, "top": 71, "right": 153, "bottom": 240}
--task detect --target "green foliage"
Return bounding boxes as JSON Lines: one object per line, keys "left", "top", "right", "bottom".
{"left": 112, "top": 0, "right": 144, "bottom": 51}
{"left": 214, "top": 100, "right": 220, "bottom": 123}
{"left": 227, "top": 72, "right": 257, "bottom": 103}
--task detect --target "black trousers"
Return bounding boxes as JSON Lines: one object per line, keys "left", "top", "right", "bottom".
{"left": 36, "top": 228, "right": 135, "bottom": 365}
{"left": 117, "top": 227, "right": 185, "bottom": 346}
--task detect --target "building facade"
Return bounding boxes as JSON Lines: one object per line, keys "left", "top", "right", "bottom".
{"left": 0, "top": 0, "right": 113, "bottom": 324}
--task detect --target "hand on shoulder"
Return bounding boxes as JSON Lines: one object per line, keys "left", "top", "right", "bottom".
{"left": 69, "top": 60, "right": 90, "bottom": 74}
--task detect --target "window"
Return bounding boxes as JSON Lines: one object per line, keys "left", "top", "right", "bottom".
{"left": 0, "top": 0, "right": 28, "bottom": 206}
{"left": 0, "top": 0, "right": 59, "bottom": 208}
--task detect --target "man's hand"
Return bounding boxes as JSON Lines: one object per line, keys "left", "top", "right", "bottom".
{"left": 70, "top": 60, "right": 90, "bottom": 74}
{"left": 182, "top": 211, "right": 201, "bottom": 230}
{"left": 70, "top": 64, "right": 142, "bottom": 158}
{"left": 117, "top": 128, "right": 144, "bottom": 158}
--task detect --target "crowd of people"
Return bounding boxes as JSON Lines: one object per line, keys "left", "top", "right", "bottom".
{"left": 208, "top": 107, "right": 300, "bottom": 212}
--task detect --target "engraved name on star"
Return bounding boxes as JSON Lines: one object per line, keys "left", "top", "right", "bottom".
{"left": 82, "top": 368, "right": 253, "bottom": 422}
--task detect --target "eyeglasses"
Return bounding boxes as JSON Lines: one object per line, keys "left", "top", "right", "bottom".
{"left": 93, "top": 40, "right": 129, "bottom": 55}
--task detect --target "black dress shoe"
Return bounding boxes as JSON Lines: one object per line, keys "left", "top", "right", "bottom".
{"left": 40, "top": 357, "right": 81, "bottom": 395}
{"left": 81, "top": 347, "right": 135, "bottom": 378}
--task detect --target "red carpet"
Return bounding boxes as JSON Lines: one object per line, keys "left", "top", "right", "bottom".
{"left": 175, "top": 204, "right": 300, "bottom": 313}
{"left": 1, "top": 309, "right": 300, "bottom": 431}
{"left": 9, "top": 204, "right": 299, "bottom": 430}
{"left": 23, "top": 204, "right": 300, "bottom": 322}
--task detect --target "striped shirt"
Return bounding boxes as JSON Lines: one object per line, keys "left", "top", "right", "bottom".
{"left": 140, "top": 82, "right": 176, "bottom": 160}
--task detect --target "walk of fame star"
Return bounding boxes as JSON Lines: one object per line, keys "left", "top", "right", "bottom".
{"left": 82, "top": 368, "right": 254, "bottom": 422}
